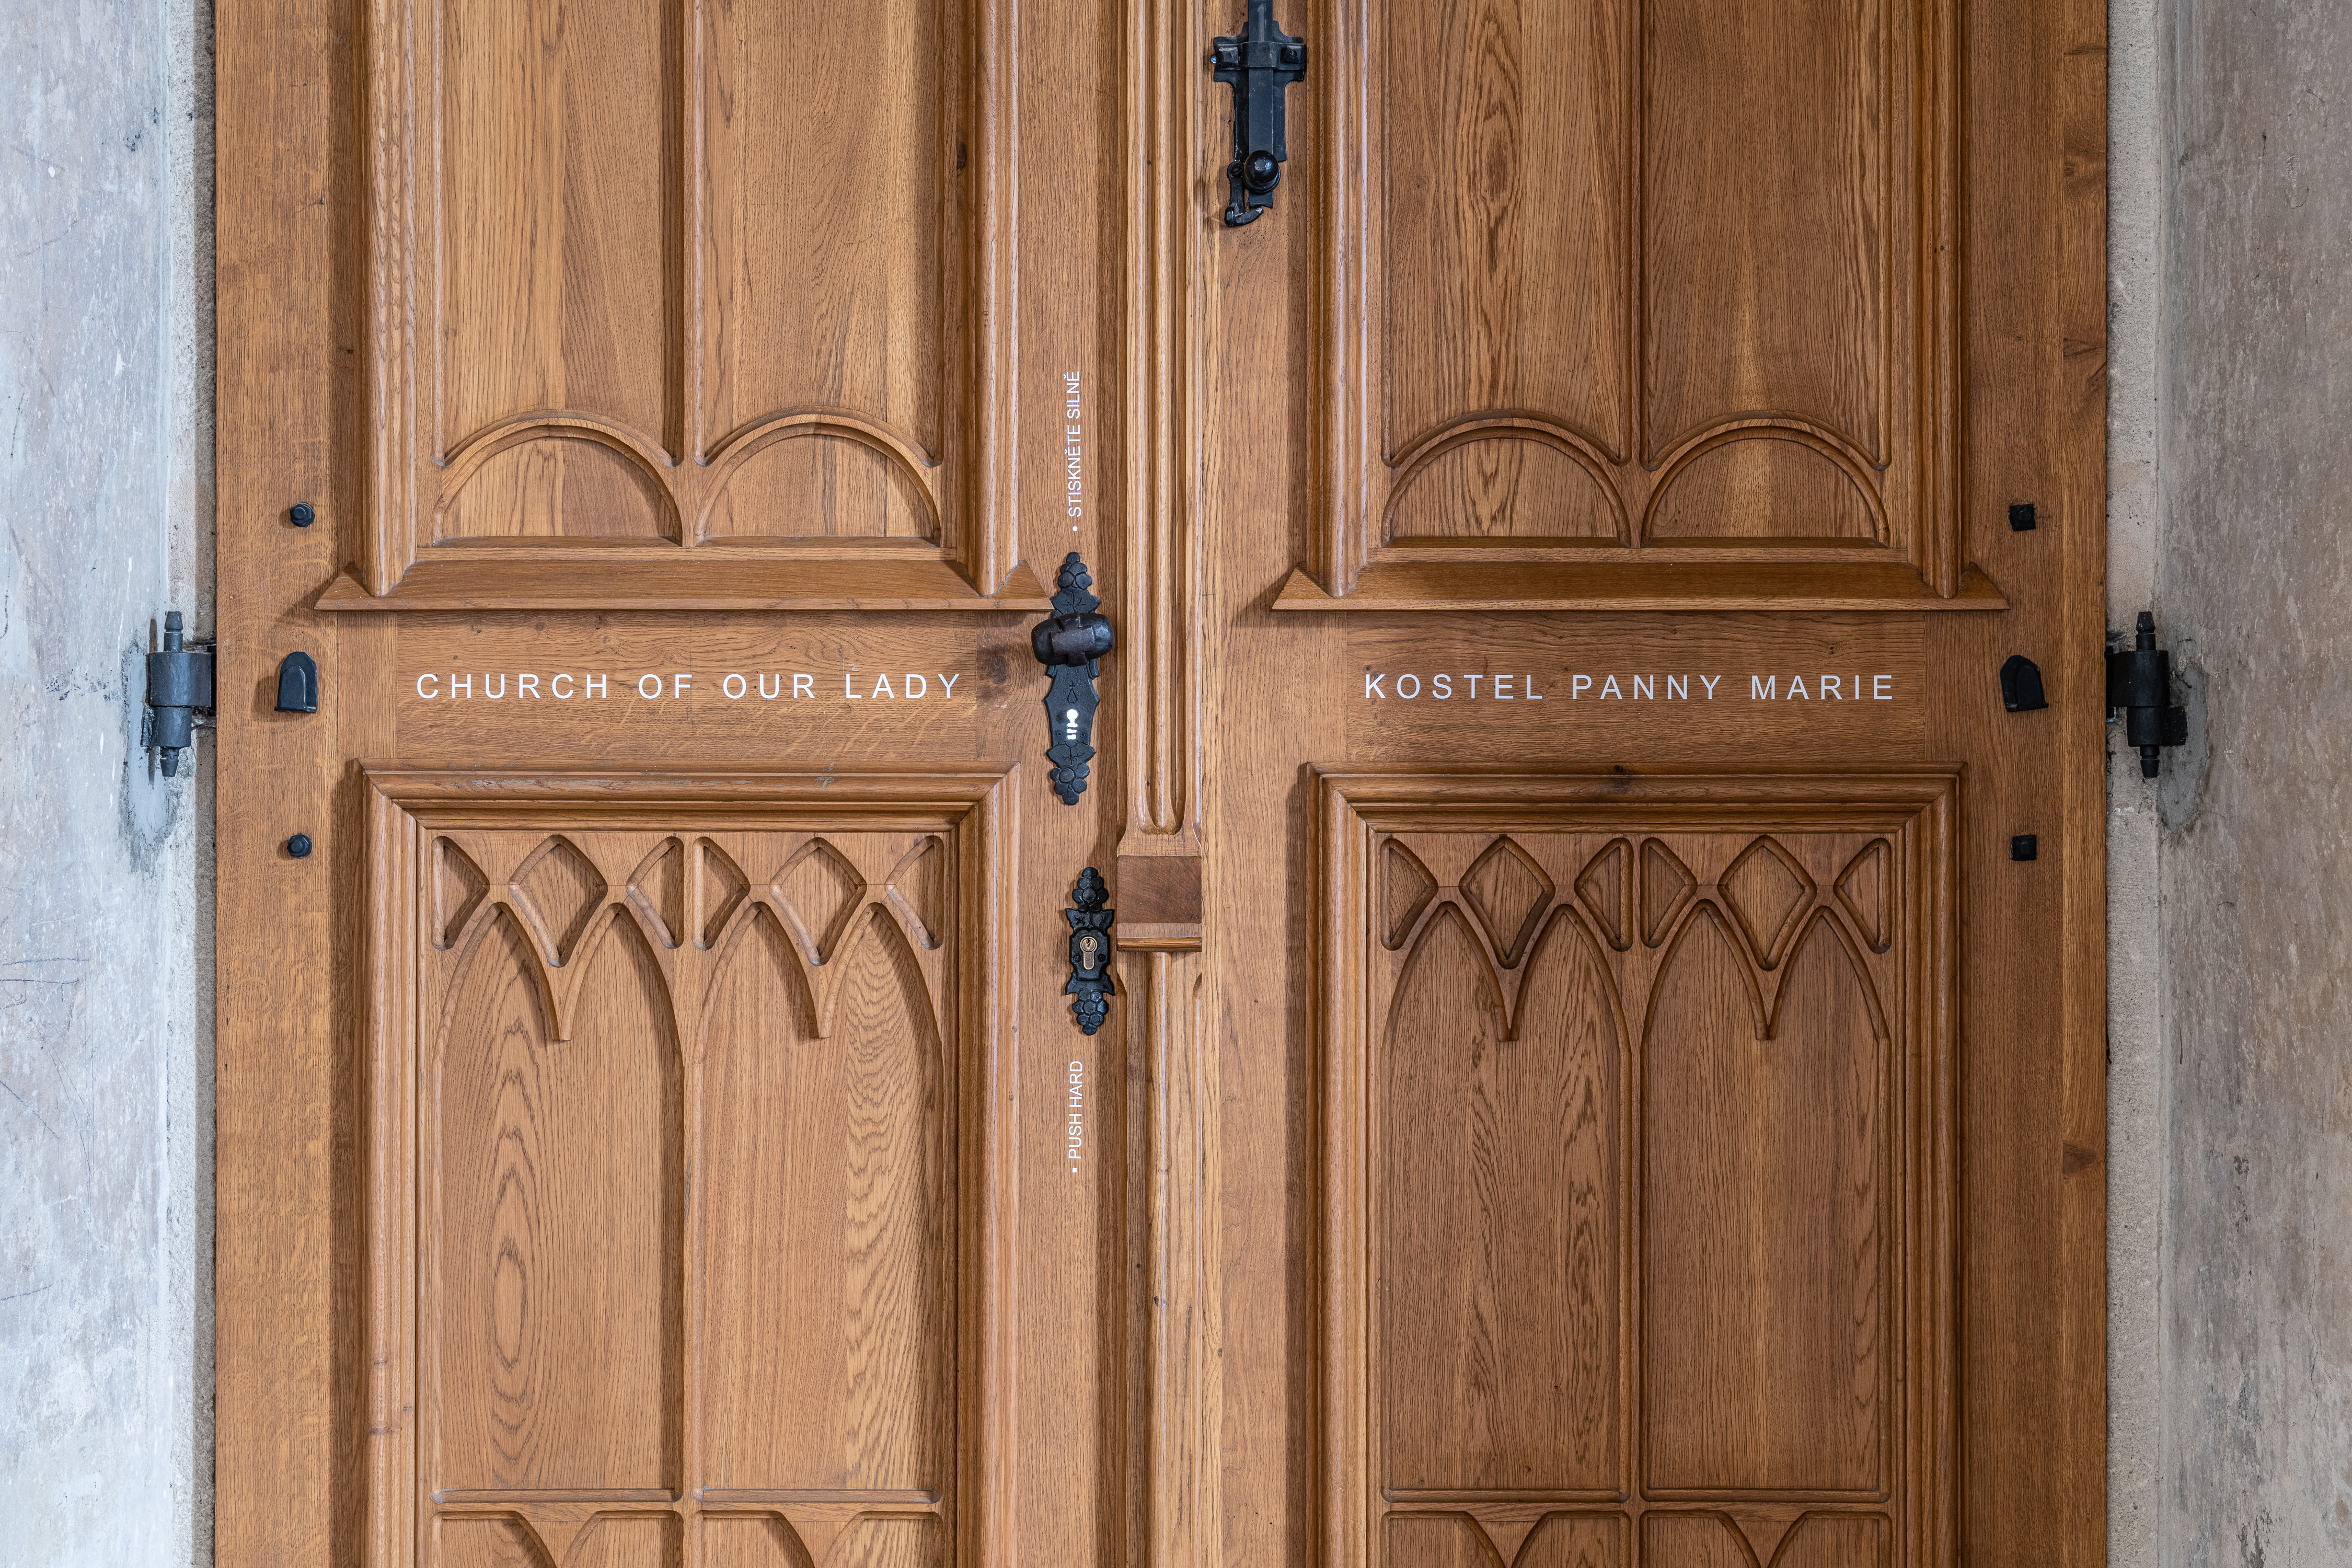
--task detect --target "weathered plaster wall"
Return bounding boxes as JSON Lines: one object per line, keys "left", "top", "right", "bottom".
{"left": 2159, "top": 1, "right": 2352, "bottom": 1561}
{"left": 0, "top": 0, "right": 214, "bottom": 1563}
{"left": 2108, "top": 1, "right": 2166, "bottom": 1565}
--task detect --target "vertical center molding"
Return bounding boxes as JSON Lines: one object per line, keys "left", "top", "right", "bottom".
{"left": 1122, "top": 0, "right": 1216, "bottom": 1559}
{"left": 1126, "top": 947, "right": 1220, "bottom": 1568}
{"left": 1122, "top": 0, "right": 1204, "bottom": 856}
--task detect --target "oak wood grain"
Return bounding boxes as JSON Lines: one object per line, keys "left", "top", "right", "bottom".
{"left": 1308, "top": 0, "right": 1963, "bottom": 602}
{"left": 1271, "top": 561, "right": 2008, "bottom": 614}
{"left": 1312, "top": 773, "right": 1957, "bottom": 1566}
{"left": 315, "top": 558, "right": 1053, "bottom": 614}
{"left": 351, "top": 774, "right": 1017, "bottom": 1568}
{"left": 222, "top": 0, "right": 2103, "bottom": 1559}
{"left": 357, "top": 0, "right": 1021, "bottom": 607}
{"left": 215, "top": 0, "right": 348, "bottom": 1560}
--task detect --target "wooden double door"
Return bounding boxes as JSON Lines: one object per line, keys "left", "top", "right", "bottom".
{"left": 214, "top": 0, "right": 2106, "bottom": 1564}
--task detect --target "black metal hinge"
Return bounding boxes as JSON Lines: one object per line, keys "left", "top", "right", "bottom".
{"left": 142, "top": 610, "right": 214, "bottom": 778}
{"left": 2107, "top": 612, "right": 2189, "bottom": 778}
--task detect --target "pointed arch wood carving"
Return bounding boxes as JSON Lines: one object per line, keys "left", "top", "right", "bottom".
{"left": 1315, "top": 767, "right": 1958, "bottom": 1568}
{"left": 363, "top": 767, "right": 1017, "bottom": 1568}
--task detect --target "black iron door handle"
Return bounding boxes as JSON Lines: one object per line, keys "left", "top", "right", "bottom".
{"left": 1031, "top": 554, "right": 1115, "bottom": 804}
{"left": 1212, "top": 0, "right": 1307, "bottom": 227}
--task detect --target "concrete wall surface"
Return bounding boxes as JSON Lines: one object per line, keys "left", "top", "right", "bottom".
{"left": 2159, "top": 1, "right": 2352, "bottom": 1562}
{"left": 0, "top": 0, "right": 213, "bottom": 1564}
{"left": 2106, "top": 0, "right": 2166, "bottom": 1559}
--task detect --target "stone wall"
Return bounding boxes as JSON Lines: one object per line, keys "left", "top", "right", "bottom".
{"left": 2158, "top": 2, "right": 2352, "bottom": 1560}
{"left": 2107, "top": 0, "right": 2166, "bottom": 1560}
{"left": 0, "top": 0, "right": 213, "bottom": 1563}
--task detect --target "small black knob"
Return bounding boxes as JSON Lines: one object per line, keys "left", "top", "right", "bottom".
{"left": 2011, "top": 834, "right": 2038, "bottom": 861}
{"left": 1999, "top": 654, "right": 2048, "bottom": 713}
{"left": 1243, "top": 150, "right": 1281, "bottom": 192}
{"left": 286, "top": 834, "right": 313, "bottom": 858}
{"left": 275, "top": 651, "right": 320, "bottom": 714}
{"left": 289, "top": 502, "right": 315, "bottom": 527}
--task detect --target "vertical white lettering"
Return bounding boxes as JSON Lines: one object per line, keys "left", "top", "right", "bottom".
{"left": 1632, "top": 674, "right": 1654, "bottom": 700}
{"left": 872, "top": 674, "right": 895, "bottom": 699}
{"left": 1465, "top": 674, "right": 1484, "bottom": 698}
{"left": 1699, "top": 675, "right": 1721, "bottom": 699}
{"left": 1572, "top": 674, "right": 1591, "bottom": 699}
{"left": 638, "top": 674, "right": 662, "bottom": 698}
{"left": 1063, "top": 371, "right": 1086, "bottom": 525}
{"left": 1525, "top": 674, "right": 1542, "bottom": 700}
{"left": 1752, "top": 675, "right": 1777, "bottom": 700}
{"left": 451, "top": 673, "right": 471, "bottom": 699}
{"left": 793, "top": 674, "right": 814, "bottom": 699}
{"left": 1397, "top": 674, "right": 1420, "bottom": 699}
{"left": 673, "top": 673, "right": 693, "bottom": 697}
{"left": 1601, "top": 676, "right": 1622, "bottom": 699}
{"left": 1787, "top": 676, "right": 1809, "bottom": 699}
{"left": 552, "top": 673, "right": 574, "bottom": 699}
{"left": 1874, "top": 675, "right": 1893, "bottom": 700}
{"left": 759, "top": 673, "right": 782, "bottom": 699}
{"left": 905, "top": 673, "right": 928, "bottom": 698}
{"left": 1434, "top": 674, "right": 1454, "bottom": 699}
{"left": 485, "top": 673, "right": 506, "bottom": 699}
{"left": 844, "top": 673, "right": 861, "bottom": 700}
{"left": 1668, "top": 675, "right": 1689, "bottom": 700}
{"left": 723, "top": 673, "right": 747, "bottom": 699}
{"left": 585, "top": 673, "right": 606, "bottom": 698}
{"left": 938, "top": 674, "right": 959, "bottom": 698}
{"left": 1821, "top": 675, "right": 1843, "bottom": 700}
{"left": 1495, "top": 675, "right": 1514, "bottom": 699}
{"left": 520, "top": 673, "right": 541, "bottom": 698}
{"left": 1365, "top": 672, "right": 1387, "bottom": 699}
{"left": 416, "top": 673, "right": 438, "bottom": 700}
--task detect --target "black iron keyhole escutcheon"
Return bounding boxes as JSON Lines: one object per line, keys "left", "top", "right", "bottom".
{"left": 1031, "top": 553, "right": 1114, "bottom": 805}
{"left": 1064, "top": 867, "right": 1115, "bottom": 1035}
{"left": 1212, "top": 0, "right": 1307, "bottom": 226}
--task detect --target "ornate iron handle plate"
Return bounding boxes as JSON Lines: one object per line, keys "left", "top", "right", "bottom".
{"left": 1031, "top": 553, "right": 1115, "bottom": 805}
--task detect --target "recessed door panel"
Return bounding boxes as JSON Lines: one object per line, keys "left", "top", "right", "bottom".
{"left": 1314, "top": 773, "right": 1958, "bottom": 1565}
{"left": 1309, "top": 0, "right": 1959, "bottom": 606}
{"left": 364, "top": 778, "right": 1012, "bottom": 1568}
{"left": 356, "top": 0, "right": 1020, "bottom": 608}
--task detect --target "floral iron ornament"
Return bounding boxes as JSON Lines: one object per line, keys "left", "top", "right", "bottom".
{"left": 1064, "top": 867, "right": 1115, "bottom": 1035}
{"left": 1029, "top": 553, "right": 1115, "bottom": 804}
